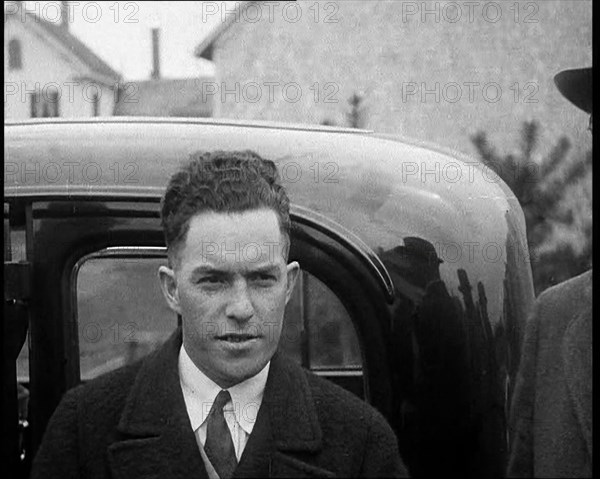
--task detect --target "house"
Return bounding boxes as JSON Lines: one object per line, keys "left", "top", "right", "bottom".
{"left": 194, "top": 0, "right": 593, "bottom": 285}
{"left": 115, "top": 28, "right": 213, "bottom": 117}
{"left": 114, "top": 78, "right": 213, "bottom": 117}
{"left": 4, "top": 1, "right": 121, "bottom": 120}
{"left": 194, "top": 1, "right": 592, "bottom": 160}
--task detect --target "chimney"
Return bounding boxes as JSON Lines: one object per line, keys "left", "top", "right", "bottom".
{"left": 151, "top": 28, "right": 160, "bottom": 80}
{"left": 5, "top": 1, "right": 23, "bottom": 17}
{"left": 61, "top": 1, "right": 69, "bottom": 29}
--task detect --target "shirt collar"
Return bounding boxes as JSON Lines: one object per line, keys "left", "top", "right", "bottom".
{"left": 178, "top": 344, "right": 270, "bottom": 435}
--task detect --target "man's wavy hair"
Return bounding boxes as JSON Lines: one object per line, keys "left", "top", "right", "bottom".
{"left": 160, "top": 150, "right": 291, "bottom": 267}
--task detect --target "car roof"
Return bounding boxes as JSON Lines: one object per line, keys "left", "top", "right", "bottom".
{"left": 4, "top": 116, "right": 505, "bottom": 193}
{"left": 5, "top": 117, "right": 528, "bottom": 318}
{"left": 4, "top": 116, "right": 373, "bottom": 134}
{"left": 4, "top": 116, "right": 521, "bottom": 243}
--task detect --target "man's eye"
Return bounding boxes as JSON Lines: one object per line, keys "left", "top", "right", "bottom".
{"left": 198, "top": 276, "right": 224, "bottom": 285}
{"left": 251, "top": 273, "right": 276, "bottom": 283}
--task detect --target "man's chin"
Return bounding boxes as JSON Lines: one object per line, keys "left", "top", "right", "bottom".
{"left": 214, "top": 357, "right": 271, "bottom": 387}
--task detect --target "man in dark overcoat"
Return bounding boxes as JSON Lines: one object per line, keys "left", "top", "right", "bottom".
{"left": 507, "top": 67, "right": 592, "bottom": 478}
{"left": 30, "top": 150, "right": 408, "bottom": 478}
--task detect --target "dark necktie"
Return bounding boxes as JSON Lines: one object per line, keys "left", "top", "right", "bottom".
{"left": 204, "top": 390, "right": 238, "bottom": 479}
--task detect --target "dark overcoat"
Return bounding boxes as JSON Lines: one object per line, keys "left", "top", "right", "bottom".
{"left": 31, "top": 328, "right": 408, "bottom": 478}
{"left": 507, "top": 269, "right": 592, "bottom": 478}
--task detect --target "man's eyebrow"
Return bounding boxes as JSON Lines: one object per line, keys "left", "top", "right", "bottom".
{"left": 247, "top": 265, "right": 280, "bottom": 274}
{"left": 190, "top": 265, "right": 229, "bottom": 276}
{"left": 189, "top": 264, "right": 281, "bottom": 277}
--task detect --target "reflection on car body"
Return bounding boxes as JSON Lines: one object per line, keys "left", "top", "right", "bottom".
{"left": 4, "top": 118, "right": 535, "bottom": 478}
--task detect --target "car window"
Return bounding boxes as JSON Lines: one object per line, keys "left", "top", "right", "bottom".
{"left": 305, "top": 273, "right": 362, "bottom": 369}
{"left": 76, "top": 255, "right": 176, "bottom": 380}
{"left": 75, "top": 249, "right": 362, "bottom": 381}
{"left": 280, "top": 270, "right": 362, "bottom": 370}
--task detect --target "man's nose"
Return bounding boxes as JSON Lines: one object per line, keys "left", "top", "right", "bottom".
{"left": 225, "top": 280, "right": 254, "bottom": 321}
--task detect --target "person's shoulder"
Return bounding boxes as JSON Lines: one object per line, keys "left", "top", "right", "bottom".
{"left": 539, "top": 269, "right": 592, "bottom": 302}
{"left": 305, "top": 369, "right": 369, "bottom": 413}
{"left": 531, "top": 269, "right": 592, "bottom": 333}
{"left": 64, "top": 356, "right": 145, "bottom": 411}
{"left": 536, "top": 269, "right": 592, "bottom": 312}
{"left": 279, "top": 356, "right": 392, "bottom": 432}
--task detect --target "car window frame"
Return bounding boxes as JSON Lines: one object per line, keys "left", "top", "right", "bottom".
{"left": 71, "top": 245, "right": 364, "bottom": 381}
{"left": 17, "top": 197, "right": 394, "bottom": 465}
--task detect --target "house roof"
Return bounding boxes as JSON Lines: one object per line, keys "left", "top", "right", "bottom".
{"left": 114, "top": 78, "right": 213, "bottom": 117}
{"left": 194, "top": 1, "right": 253, "bottom": 60}
{"left": 6, "top": 6, "right": 121, "bottom": 83}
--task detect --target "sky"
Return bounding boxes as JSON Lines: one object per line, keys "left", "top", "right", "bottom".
{"left": 22, "top": 1, "right": 241, "bottom": 80}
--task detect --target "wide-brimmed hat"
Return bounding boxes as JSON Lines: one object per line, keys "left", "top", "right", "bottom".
{"left": 554, "top": 67, "right": 592, "bottom": 114}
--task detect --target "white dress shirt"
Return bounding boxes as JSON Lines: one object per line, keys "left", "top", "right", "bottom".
{"left": 178, "top": 344, "right": 270, "bottom": 463}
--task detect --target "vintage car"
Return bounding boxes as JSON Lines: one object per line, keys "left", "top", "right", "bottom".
{"left": 4, "top": 117, "right": 534, "bottom": 478}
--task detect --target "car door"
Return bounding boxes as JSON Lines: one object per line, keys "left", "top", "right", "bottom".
{"left": 4, "top": 201, "right": 32, "bottom": 477}
{"left": 10, "top": 197, "right": 395, "bottom": 477}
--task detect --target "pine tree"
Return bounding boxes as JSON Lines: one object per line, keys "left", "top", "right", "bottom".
{"left": 471, "top": 120, "right": 592, "bottom": 294}
{"left": 347, "top": 92, "right": 365, "bottom": 129}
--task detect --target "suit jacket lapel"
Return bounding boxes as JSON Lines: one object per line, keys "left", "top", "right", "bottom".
{"left": 234, "top": 352, "right": 335, "bottom": 478}
{"left": 562, "top": 271, "right": 593, "bottom": 458}
{"left": 106, "top": 332, "right": 335, "bottom": 478}
{"left": 232, "top": 388, "right": 273, "bottom": 478}
{"left": 107, "top": 329, "right": 208, "bottom": 479}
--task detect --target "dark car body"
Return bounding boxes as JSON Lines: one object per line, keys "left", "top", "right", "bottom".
{"left": 4, "top": 118, "right": 535, "bottom": 478}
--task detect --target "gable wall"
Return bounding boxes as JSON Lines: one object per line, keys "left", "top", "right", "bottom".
{"left": 5, "top": 15, "right": 117, "bottom": 119}
{"left": 210, "top": 1, "right": 592, "bottom": 160}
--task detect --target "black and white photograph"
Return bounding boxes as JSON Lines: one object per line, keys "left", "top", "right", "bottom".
{"left": 4, "top": 1, "right": 592, "bottom": 477}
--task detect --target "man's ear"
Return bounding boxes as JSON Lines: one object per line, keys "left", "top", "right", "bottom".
{"left": 158, "top": 265, "right": 182, "bottom": 315}
{"left": 285, "top": 261, "right": 300, "bottom": 304}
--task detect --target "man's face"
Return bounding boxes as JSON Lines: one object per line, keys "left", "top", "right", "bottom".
{"left": 159, "top": 208, "right": 299, "bottom": 388}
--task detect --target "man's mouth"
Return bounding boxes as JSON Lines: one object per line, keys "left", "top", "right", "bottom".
{"left": 216, "top": 334, "right": 260, "bottom": 343}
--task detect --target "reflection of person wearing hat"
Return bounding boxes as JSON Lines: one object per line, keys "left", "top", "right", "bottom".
{"left": 507, "top": 67, "right": 592, "bottom": 478}
{"left": 554, "top": 67, "right": 593, "bottom": 116}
